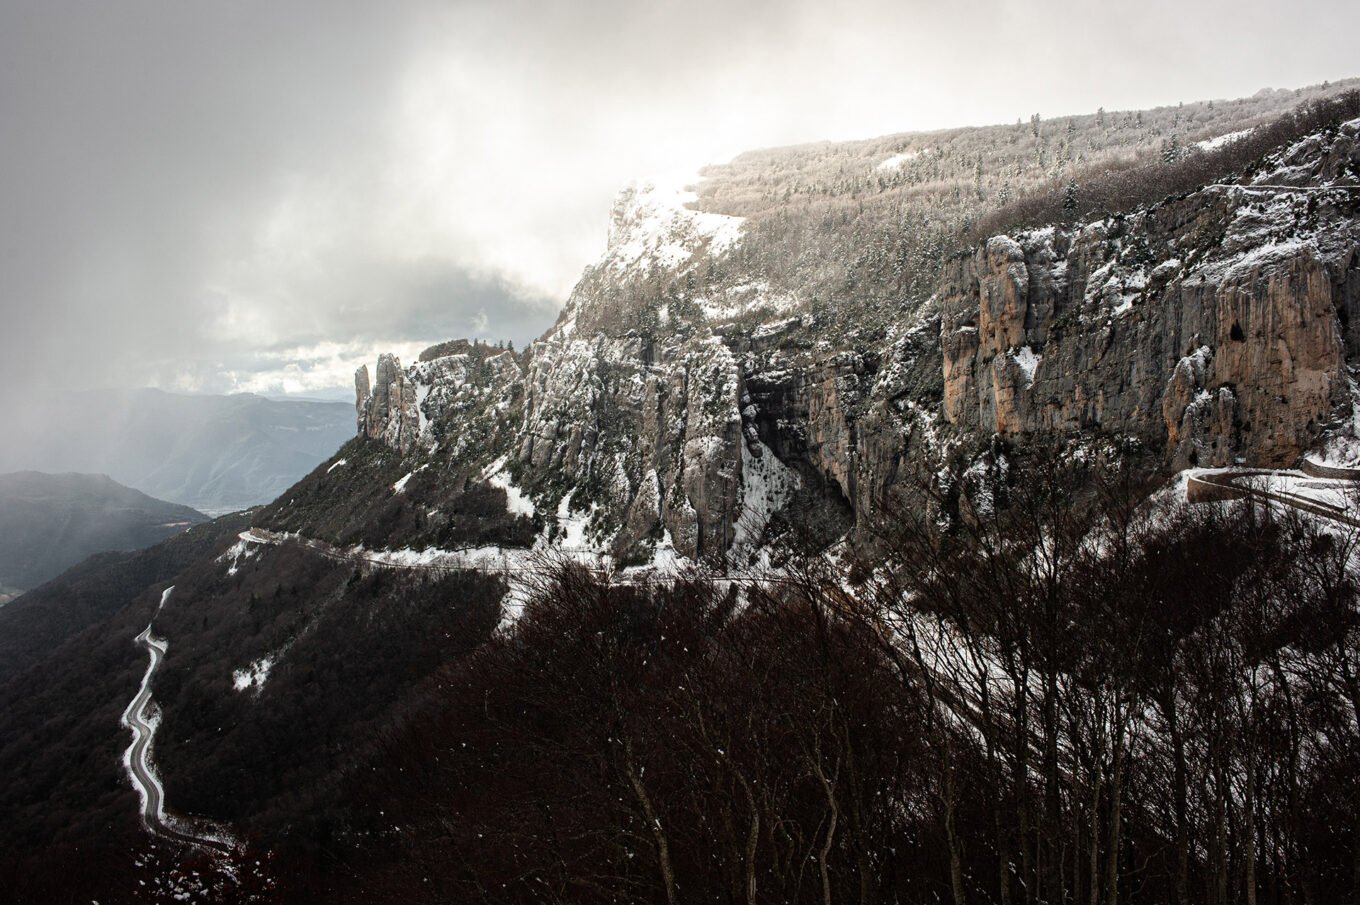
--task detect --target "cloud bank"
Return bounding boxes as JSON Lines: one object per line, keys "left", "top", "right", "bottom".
{"left": 2, "top": 0, "right": 1356, "bottom": 395}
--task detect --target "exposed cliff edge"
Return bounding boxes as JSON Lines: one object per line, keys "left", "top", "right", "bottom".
{"left": 324, "top": 115, "right": 1360, "bottom": 567}
{"left": 939, "top": 147, "right": 1360, "bottom": 471}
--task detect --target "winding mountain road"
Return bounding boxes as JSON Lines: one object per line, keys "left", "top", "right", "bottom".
{"left": 120, "top": 586, "right": 235, "bottom": 853}
{"left": 1184, "top": 463, "right": 1360, "bottom": 527}
{"left": 236, "top": 527, "right": 803, "bottom": 591}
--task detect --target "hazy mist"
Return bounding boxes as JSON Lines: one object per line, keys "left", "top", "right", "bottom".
{"left": 2, "top": 0, "right": 1357, "bottom": 399}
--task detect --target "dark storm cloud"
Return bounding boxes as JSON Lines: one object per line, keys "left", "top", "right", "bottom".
{"left": 1, "top": 0, "right": 440, "bottom": 392}
{"left": 1, "top": 0, "right": 1357, "bottom": 395}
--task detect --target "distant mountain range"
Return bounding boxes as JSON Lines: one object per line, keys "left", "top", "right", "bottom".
{"left": 0, "top": 471, "right": 207, "bottom": 598}
{"left": 0, "top": 388, "right": 354, "bottom": 514}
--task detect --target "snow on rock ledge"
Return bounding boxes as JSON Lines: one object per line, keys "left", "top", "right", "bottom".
{"left": 604, "top": 175, "right": 744, "bottom": 274}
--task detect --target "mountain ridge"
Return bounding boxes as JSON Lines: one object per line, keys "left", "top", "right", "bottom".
{"left": 328, "top": 85, "right": 1360, "bottom": 568}
{"left": 0, "top": 471, "right": 209, "bottom": 596}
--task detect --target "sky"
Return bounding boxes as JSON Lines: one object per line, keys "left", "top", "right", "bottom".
{"left": 2, "top": 0, "right": 1357, "bottom": 399}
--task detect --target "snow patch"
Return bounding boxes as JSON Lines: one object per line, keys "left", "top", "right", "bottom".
{"left": 1307, "top": 376, "right": 1360, "bottom": 468}
{"left": 648, "top": 530, "right": 683, "bottom": 574}
{"left": 1219, "top": 238, "right": 1314, "bottom": 282}
{"left": 555, "top": 491, "right": 594, "bottom": 551}
{"left": 876, "top": 149, "right": 926, "bottom": 171}
{"left": 484, "top": 456, "right": 536, "bottom": 517}
{"left": 1196, "top": 128, "right": 1253, "bottom": 153}
{"left": 1150, "top": 259, "right": 1182, "bottom": 283}
{"left": 218, "top": 539, "right": 259, "bottom": 577}
{"left": 963, "top": 458, "right": 998, "bottom": 516}
{"left": 415, "top": 382, "right": 431, "bottom": 436}
{"left": 605, "top": 173, "right": 745, "bottom": 274}
{"left": 615, "top": 531, "right": 701, "bottom": 583}
{"left": 696, "top": 281, "right": 800, "bottom": 322}
{"left": 729, "top": 439, "right": 800, "bottom": 565}
{"left": 232, "top": 656, "right": 276, "bottom": 693}
{"left": 392, "top": 464, "right": 428, "bottom": 495}
{"left": 1011, "top": 346, "right": 1041, "bottom": 386}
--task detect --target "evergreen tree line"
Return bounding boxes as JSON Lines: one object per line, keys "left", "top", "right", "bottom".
{"left": 973, "top": 90, "right": 1360, "bottom": 239}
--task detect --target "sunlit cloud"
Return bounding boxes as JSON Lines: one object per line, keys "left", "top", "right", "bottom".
{"left": 2, "top": 0, "right": 1357, "bottom": 398}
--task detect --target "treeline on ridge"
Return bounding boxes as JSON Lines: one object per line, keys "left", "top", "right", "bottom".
{"left": 974, "top": 89, "right": 1360, "bottom": 239}
{"left": 582, "top": 81, "right": 1360, "bottom": 350}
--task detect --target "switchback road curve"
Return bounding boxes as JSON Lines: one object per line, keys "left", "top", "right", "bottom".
{"left": 120, "top": 586, "right": 236, "bottom": 853}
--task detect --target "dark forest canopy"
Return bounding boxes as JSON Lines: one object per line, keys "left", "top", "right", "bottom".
{"left": 71, "top": 455, "right": 1360, "bottom": 903}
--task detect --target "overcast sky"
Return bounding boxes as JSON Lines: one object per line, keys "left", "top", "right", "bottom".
{"left": 2, "top": 0, "right": 1357, "bottom": 398}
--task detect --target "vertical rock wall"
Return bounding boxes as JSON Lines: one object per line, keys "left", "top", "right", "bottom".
{"left": 354, "top": 353, "right": 420, "bottom": 453}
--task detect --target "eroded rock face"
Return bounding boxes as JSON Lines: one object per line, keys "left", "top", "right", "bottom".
{"left": 510, "top": 332, "right": 749, "bottom": 563}
{"left": 355, "top": 354, "right": 420, "bottom": 453}
{"left": 978, "top": 236, "right": 1030, "bottom": 352}
{"left": 1209, "top": 248, "right": 1344, "bottom": 465}
{"left": 354, "top": 365, "right": 371, "bottom": 435}
{"left": 938, "top": 143, "right": 1359, "bottom": 469}
{"left": 352, "top": 119, "right": 1360, "bottom": 560}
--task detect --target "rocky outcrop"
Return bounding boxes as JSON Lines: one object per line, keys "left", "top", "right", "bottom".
{"left": 355, "top": 353, "right": 420, "bottom": 453}
{"left": 352, "top": 117, "right": 1360, "bottom": 562}
{"left": 667, "top": 341, "right": 745, "bottom": 559}
{"left": 510, "top": 331, "right": 749, "bottom": 562}
{"left": 938, "top": 125, "right": 1360, "bottom": 469}
{"left": 353, "top": 365, "right": 370, "bottom": 434}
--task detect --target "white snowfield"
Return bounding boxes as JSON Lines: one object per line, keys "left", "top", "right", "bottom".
{"left": 482, "top": 455, "right": 536, "bottom": 517}
{"left": 875, "top": 148, "right": 926, "bottom": 171}
{"left": 120, "top": 587, "right": 238, "bottom": 853}
{"left": 1010, "top": 345, "right": 1042, "bottom": 386}
{"left": 604, "top": 173, "right": 744, "bottom": 274}
{"left": 232, "top": 655, "right": 275, "bottom": 693}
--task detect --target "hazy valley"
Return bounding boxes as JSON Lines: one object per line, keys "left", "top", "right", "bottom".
{"left": 0, "top": 389, "right": 354, "bottom": 515}
{"left": 0, "top": 471, "right": 207, "bottom": 600}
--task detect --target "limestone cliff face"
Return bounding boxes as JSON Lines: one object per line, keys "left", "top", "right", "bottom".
{"left": 509, "top": 327, "right": 749, "bottom": 562}
{"left": 355, "top": 353, "right": 421, "bottom": 453}
{"left": 351, "top": 118, "right": 1360, "bottom": 562}
{"left": 353, "top": 365, "right": 370, "bottom": 434}
{"left": 937, "top": 132, "right": 1360, "bottom": 469}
